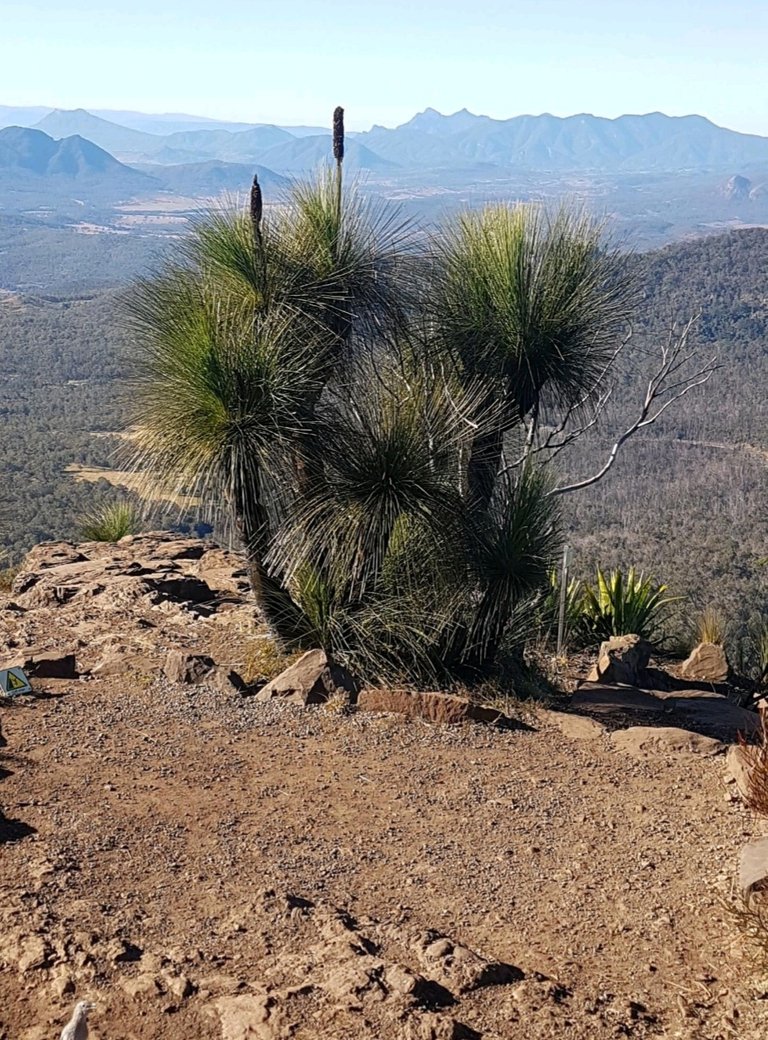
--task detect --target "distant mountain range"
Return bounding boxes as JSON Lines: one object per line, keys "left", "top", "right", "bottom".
{"left": 6, "top": 105, "right": 768, "bottom": 175}
{"left": 356, "top": 108, "right": 768, "bottom": 172}
{"left": 0, "top": 126, "right": 285, "bottom": 208}
{"left": 0, "top": 126, "right": 151, "bottom": 190}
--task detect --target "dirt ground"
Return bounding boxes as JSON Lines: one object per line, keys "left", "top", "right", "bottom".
{"left": 2, "top": 674, "right": 766, "bottom": 1039}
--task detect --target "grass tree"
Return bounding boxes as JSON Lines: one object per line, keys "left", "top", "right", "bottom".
{"left": 124, "top": 111, "right": 694, "bottom": 684}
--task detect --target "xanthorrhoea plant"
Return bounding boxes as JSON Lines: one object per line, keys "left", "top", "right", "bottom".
{"left": 431, "top": 204, "right": 637, "bottom": 514}
{"left": 124, "top": 114, "right": 643, "bottom": 683}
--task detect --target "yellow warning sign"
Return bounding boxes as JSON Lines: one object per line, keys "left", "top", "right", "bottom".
{"left": 0, "top": 667, "right": 32, "bottom": 696}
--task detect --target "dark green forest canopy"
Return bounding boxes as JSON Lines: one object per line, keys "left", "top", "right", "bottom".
{"left": 1, "top": 224, "right": 768, "bottom": 649}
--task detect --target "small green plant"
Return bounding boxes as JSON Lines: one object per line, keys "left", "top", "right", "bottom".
{"left": 692, "top": 605, "right": 728, "bottom": 647}
{"left": 578, "top": 566, "right": 675, "bottom": 645}
{"left": 79, "top": 501, "right": 141, "bottom": 542}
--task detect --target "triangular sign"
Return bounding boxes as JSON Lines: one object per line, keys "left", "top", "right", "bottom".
{"left": 0, "top": 667, "right": 32, "bottom": 697}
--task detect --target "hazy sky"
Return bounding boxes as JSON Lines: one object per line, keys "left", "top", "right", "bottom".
{"left": 3, "top": 0, "right": 768, "bottom": 133}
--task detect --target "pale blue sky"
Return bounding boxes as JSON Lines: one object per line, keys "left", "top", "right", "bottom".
{"left": 3, "top": 0, "right": 768, "bottom": 133}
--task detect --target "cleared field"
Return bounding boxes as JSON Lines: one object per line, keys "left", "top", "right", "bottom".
{"left": 65, "top": 463, "right": 201, "bottom": 508}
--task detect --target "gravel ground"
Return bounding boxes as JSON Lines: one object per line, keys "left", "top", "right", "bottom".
{"left": 2, "top": 673, "right": 767, "bottom": 1039}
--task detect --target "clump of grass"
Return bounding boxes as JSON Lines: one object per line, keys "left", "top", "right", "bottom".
{"left": 79, "top": 501, "right": 141, "bottom": 542}
{"left": 692, "top": 605, "right": 728, "bottom": 647}
{"left": 241, "top": 635, "right": 303, "bottom": 685}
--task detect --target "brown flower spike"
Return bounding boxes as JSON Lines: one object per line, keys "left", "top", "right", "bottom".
{"left": 250, "top": 173, "right": 263, "bottom": 236}
{"left": 333, "top": 106, "right": 345, "bottom": 164}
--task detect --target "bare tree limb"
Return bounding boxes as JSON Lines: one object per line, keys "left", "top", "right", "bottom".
{"left": 548, "top": 318, "right": 719, "bottom": 497}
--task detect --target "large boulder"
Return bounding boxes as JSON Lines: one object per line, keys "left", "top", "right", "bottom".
{"left": 587, "top": 634, "right": 652, "bottom": 686}
{"left": 680, "top": 642, "right": 730, "bottom": 684}
{"left": 357, "top": 688, "right": 505, "bottom": 726}
{"left": 253, "top": 650, "right": 357, "bottom": 705}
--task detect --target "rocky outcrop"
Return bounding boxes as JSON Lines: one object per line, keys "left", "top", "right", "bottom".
{"left": 587, "top": 634, "right": 652, "bottom": 686}
{"left": 1, "top": 886, "right": 530, "bottom": 1040}
{"left": 681, "top": 642, "right": 730, "bottom": 684}
{"left": 0, "top": 534, "right": 254, "bottom": 684}
{"left": 723, "top": 174, "right": 751, "bottom": 200}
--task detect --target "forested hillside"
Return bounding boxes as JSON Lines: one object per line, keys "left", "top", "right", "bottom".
{"left": 1, "top": 225, "right": 767, "bottom": 654}
{"left": 560, "top": 229, "right": 768, "bottom": 657}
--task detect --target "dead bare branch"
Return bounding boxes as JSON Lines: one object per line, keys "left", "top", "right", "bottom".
{"left": 549, "top": 318, "right": 719, "bottom": 497}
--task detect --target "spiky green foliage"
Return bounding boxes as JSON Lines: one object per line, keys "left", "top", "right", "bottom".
{"left": 578, "top": 566, "right": 676, "bottom": 645}
{"left": 432, "top": 205, "right": 636, "bottom": 416}
{"left": 79, "top": 501, "right": 140, "bottom": 542}
{"left": 124, "top": 135, "right": 639, "bottom": 684}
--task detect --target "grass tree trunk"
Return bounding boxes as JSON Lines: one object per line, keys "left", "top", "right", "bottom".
{"left": 233, "top": 477, "right": 305, "bottom": 647}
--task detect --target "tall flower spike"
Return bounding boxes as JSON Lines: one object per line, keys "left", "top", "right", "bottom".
{"left": 250, "top": 173, "right": 263, "bottom": 240}
{"left": 333, "top": 106, "right": 345, "bottom": 164}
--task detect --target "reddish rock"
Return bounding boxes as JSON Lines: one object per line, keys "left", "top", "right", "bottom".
{"left": 357, "top": 688, "right": 505, "bottom": 726}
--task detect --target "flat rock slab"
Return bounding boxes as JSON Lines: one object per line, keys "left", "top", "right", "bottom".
{"left": 7, "top": 650, "right": 77, "bottom": 679}
{"left": 725, "top": 744, "right": 753, "bottom": 801}
{"left": 669, "top": 695, "right": 760, "bottom": 740}
{"left": 542, "top": 711, "right": 607, "bottom": 740}
{"left": 357, "top": 688, "right": 507, "bottom": 726}
{"left": 572, "top": 685, "right": 666, "bottom": 715}
{"left": 609, "top": 726, "right": 724, "bottom": 759}
{"left": 739, "top": 837, "right": 768, "bottom": 895}
{"left": 573, "top": 683, "right": 759, "bottom": 741}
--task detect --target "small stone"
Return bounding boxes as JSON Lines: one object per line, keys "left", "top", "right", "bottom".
{"left": 164, "top": 651, "right": 215, "bottom": 684}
